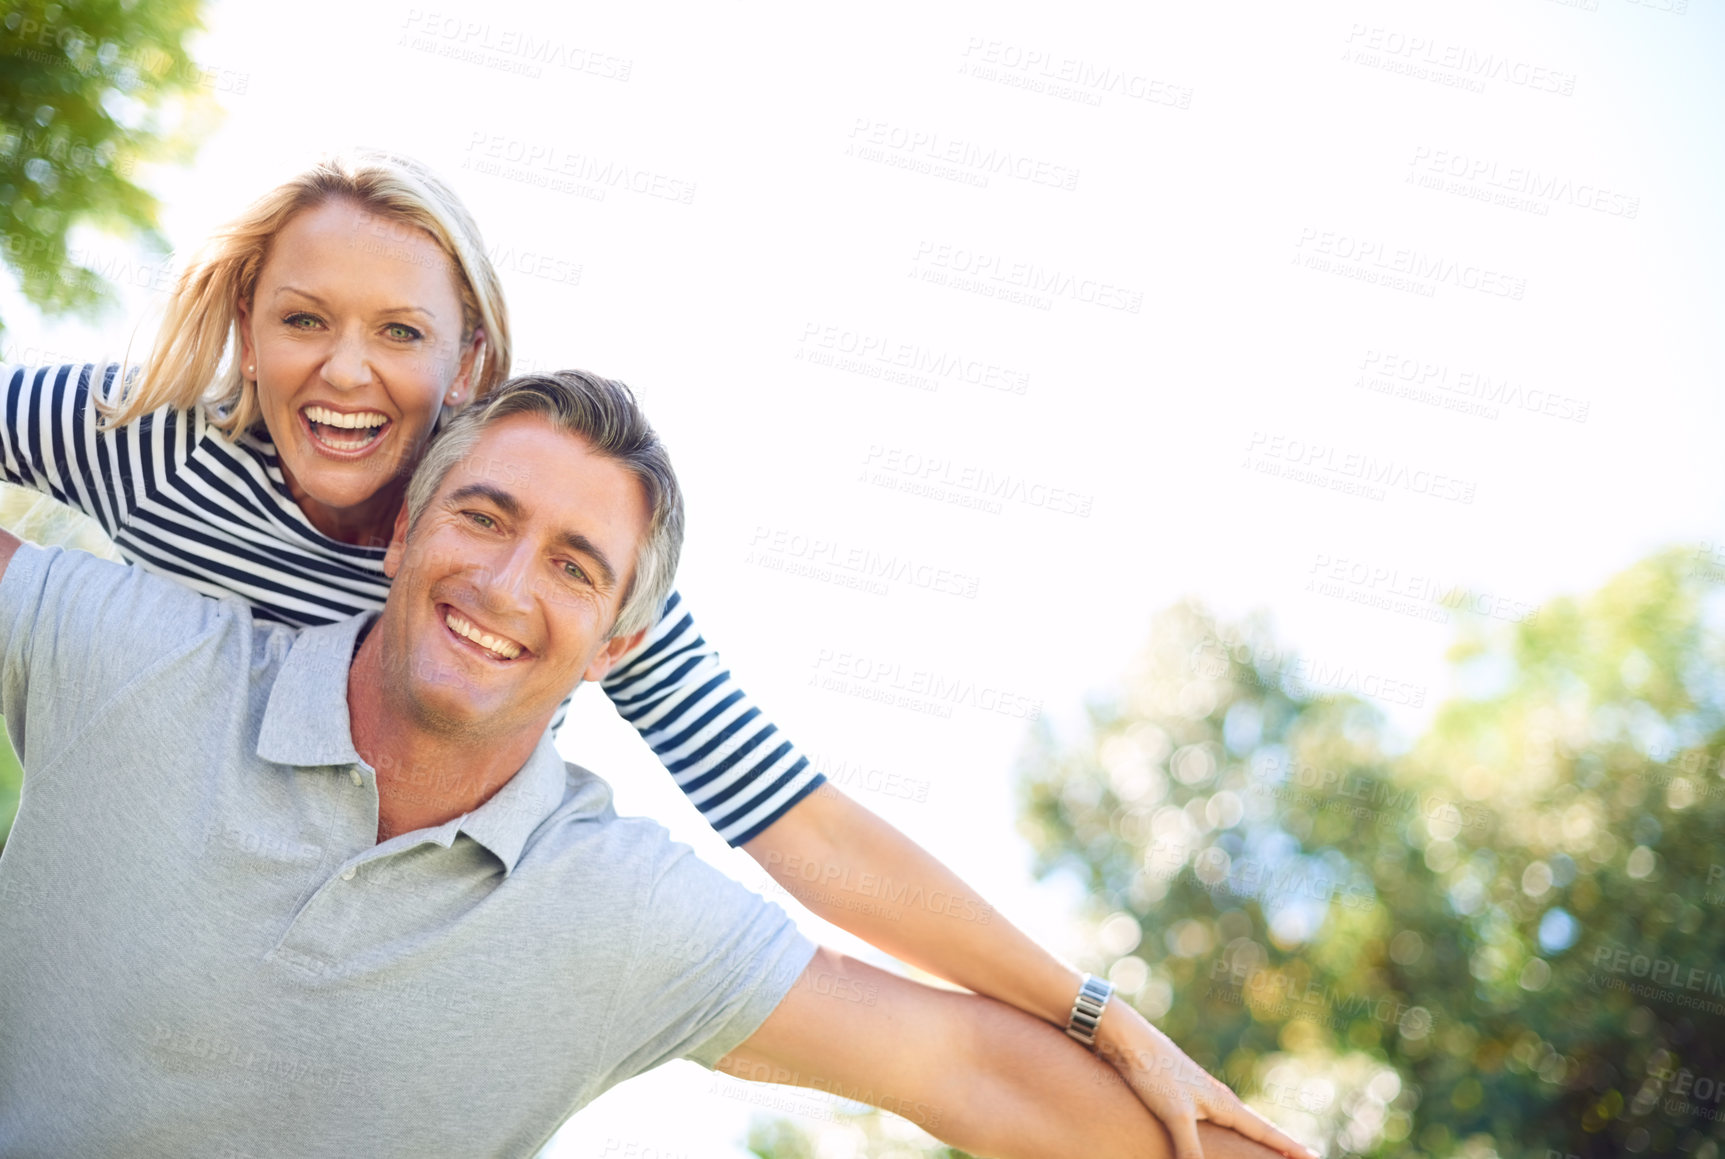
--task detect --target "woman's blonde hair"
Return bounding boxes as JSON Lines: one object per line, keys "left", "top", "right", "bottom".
{"left": 99, "top": 149, "right": 512, "bottom": 435}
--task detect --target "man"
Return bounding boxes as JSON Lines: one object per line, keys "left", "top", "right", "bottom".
{"left": 0, "top": 371, "right": 1283, "bottom": 1158}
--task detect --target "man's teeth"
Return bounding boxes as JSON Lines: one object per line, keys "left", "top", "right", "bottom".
{"left": 445, "top": 611, "right": 523, "bottom": 660}
{"left": 304, "top": 405, "right": 389, "bottom": 430}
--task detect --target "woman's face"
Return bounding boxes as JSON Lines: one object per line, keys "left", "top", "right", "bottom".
{"left": 237, "top": 198, "right": 482, "bottom": 545}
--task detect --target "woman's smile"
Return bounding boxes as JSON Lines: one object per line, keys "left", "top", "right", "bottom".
{"left": 299, "top": 403, "right": 396, "bottom": 456}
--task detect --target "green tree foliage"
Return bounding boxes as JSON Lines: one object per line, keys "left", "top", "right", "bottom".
{"left": 746, "top": 1107, "right": 974, "bottom": 1159}
{"left": 1012, "top": 549, "right": 1725, "bottom": 1158}
{"left": 0, "top": 0, "right": 210, "bottom": 847}
{"left": 0, "top": 0, "right": 213, "bottom": 339}
{"left": 0, "top": 727, "right": 19, "bottom": 856}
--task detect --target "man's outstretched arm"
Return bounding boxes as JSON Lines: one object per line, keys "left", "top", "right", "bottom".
{"left": 0, "top": 527, "right": 20, "bottom": 583}
{"left": 720, "top": 948, "right": 1298, "bottom": 1159}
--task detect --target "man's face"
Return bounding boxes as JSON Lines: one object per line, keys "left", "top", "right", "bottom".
{"left": 376, "top": 413, "right": 651, "bottom": 738}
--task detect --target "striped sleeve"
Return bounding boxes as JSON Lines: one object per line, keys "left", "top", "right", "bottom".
{"left": 1, "top": 363, "right": 135, "bottom": 536}
{"left": 600, "top": 590, "right": 824, "bottom": 846}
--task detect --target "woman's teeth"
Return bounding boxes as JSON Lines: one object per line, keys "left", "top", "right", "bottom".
{"left": 304, "top": 405, "right": 389, "bottom": 429}
{"left": 303, "top": 405, "right": 389, "bottom": 450}
{"left": 445, "top": 610, "right": 523, "bottom": 660}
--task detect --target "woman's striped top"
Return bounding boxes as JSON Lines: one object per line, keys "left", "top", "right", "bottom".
{"left": 0, "top": 362, "right": 823, "bottom": 845}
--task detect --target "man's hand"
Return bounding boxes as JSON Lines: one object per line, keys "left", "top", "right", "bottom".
{"left": 1094, "top": 1000, "right": 1317, "bottom": 1159}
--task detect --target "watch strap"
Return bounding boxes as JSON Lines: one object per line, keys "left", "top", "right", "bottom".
{"left": 1065, "top": 973, "right": 1114, "bottom": 1048}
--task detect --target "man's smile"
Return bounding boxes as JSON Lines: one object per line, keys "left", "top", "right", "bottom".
{"left": 439, "top": 604, "right": 527, "bottom": 662}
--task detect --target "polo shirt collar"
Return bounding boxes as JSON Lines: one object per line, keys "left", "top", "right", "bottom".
{"left": 457, "top": 732, "right": 566, "bottom": 875}
{"left": 257, "top": 611, "right": 568, "bottom": 876}
{"left": 257, "top": 612, "right": 371, "bottom": 768}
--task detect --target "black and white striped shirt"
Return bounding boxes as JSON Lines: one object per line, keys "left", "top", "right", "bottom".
{"left": 1, "top": 363, "right": 822, "bottom": 845}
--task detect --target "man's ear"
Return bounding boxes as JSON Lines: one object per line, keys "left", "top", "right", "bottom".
{"left": 383, "top": 502, "right": 413, "bottom": 579}
{"left": 581, "top": 627, "right": 648, "bottom": 684}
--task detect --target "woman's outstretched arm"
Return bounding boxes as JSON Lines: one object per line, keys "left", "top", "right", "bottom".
{"left": 602, "top": 599, "right": 1312, "bottom": 1157}
{"left": 724, "top": 947, "right": 1309, "bottom": 1159}
{"left": 744, "top": 784, "right": 1317, "bottom": 1159}
{"left": 0, "top": 363, "right": 136, "bottom": 537}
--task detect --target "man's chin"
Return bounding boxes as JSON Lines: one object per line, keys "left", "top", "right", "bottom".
{"left": 377, "top": 633, "right": 573, "bottom": 742}
{"left": 396, "top": 673, "right": 518, "bottom": 737}
{"left": 403, "top": 676, "right": 571, "bottom": 742}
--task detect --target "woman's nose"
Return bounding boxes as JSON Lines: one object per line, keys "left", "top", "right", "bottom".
{"left": 321, "top": 329, "right": 375, "bottom": 391}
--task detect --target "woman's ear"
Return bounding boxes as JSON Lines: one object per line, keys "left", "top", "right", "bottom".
{"left": 446, "top": 327, "right": 486, "bottom": 407}
{"left": 235, "top": 296, "right": 257, "bottom": 379}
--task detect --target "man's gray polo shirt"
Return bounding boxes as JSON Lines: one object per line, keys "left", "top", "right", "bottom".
{"left": 0, "top": 544, "right": 816, "bottom": 1158}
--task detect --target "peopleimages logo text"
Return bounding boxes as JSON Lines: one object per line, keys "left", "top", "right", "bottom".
{"left": 913, "top": 243, "right": 1143, "bottom": 313}
{"left": 1246, "top": 431, "right": 1476, "bottom": 505}
{"left": 1294, "top": 228, "right": 1526, "bottom": 299}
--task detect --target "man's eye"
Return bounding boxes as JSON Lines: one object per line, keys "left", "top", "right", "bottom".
{"left": 563, "top": 561, "right": 589, "bottom": 583}
{"left": 466, "top": 511, "right": 497, "bottom": 529}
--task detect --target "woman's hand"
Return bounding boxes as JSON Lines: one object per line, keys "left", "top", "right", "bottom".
{"left": 744, "top": 787, "right": 1319, "bottom": 1156}
{"left": 1093, "top": 999, "right": 1319, "bottom": 1159}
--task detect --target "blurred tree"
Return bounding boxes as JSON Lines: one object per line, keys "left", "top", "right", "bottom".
{"left": 0, "top": 0, "right": 210, "bottom": 848}
{"left": 0, "top": 727, "right": 18, "bottom": 856}
{"left": 1, "top": 0, "right": 213, "bottom": 342}
{"left": 1008, "top": 549, "right": 1725, "bottom": 1158}
{"left": 746, "top": 1107, "right": 974, "bottom": 1159}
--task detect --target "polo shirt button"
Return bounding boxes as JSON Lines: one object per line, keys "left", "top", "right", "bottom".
{"left": 350, "top": 769, "right": 363, "bottom": 787}
{"left": 341, "top": 867, "right": 356, "bottom": 881}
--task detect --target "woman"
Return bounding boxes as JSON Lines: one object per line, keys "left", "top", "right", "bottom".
{"left": 1, "top": 149, "right": 1309, "bottom": 1159}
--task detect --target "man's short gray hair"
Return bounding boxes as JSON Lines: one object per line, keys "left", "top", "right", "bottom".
{"left": 405, "top": 371, "right": 683, "bottom": 639}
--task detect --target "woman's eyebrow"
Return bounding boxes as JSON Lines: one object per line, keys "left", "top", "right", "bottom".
{"left": 273, "top": 285, "right": 435, "bottom": 320}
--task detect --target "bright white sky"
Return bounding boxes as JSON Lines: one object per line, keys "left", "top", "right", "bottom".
{"left": 5, "top": 1, "right": 1723, "bottom": 1155}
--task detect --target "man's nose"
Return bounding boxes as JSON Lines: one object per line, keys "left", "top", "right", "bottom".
{"left": 475, "top": 540, "right": 535, "bottom": 618}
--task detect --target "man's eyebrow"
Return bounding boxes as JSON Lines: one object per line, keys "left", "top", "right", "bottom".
{"left": 445, "top": 483, "right": 619, "bottom": 589}
{"left": 551, "top": 531, "right": 619, "bottom": 591}
{"left": 447, "top": 483, "right": 521, "bottom": 520}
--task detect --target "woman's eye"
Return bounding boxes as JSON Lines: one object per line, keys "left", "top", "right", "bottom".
{"left": 283, "top": 312, "right": 322, "bottom": 330}
{"left": 384, "top": 323, "right": 423, "bottom": 341}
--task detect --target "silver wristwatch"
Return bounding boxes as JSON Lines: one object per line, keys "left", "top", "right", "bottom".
{"left": 1064, "top": 973, "right": 1114, "bottom": 1048}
